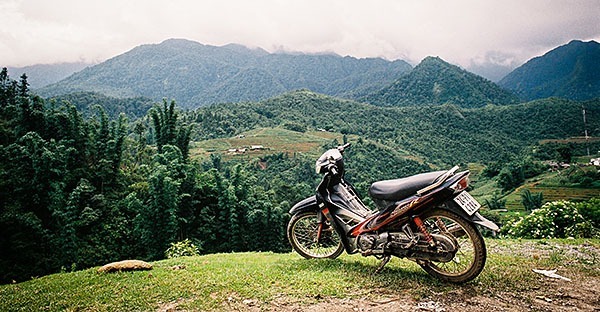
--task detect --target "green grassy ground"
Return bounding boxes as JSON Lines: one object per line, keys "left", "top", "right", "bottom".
{"left": 1, "top": 239, "right": 598, "bottom": 311}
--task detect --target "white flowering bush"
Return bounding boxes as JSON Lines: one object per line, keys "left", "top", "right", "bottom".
{"left": 504, "top": 200, "right": 598, "bottom": 239}
{"left": 165, "top": 239, "right": 201, "bottom": 259}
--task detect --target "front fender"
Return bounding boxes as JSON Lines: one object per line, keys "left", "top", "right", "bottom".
{"left": 289, "top": 196, "right": 319, "bottom": 215}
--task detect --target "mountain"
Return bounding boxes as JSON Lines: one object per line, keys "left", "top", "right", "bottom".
{"left": 499, "top": 40, "right": 600, "bottom": 101}
{"left": 8, "top": 62, "right": 92, "bottom": 89}
{"left": 364, "top": 56, "right": 520, "bottom": 108}
{"left": 37, "top": 39, "right": 412, "bottom": 108}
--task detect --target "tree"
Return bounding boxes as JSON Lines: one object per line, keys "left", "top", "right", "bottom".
{"left": 133, "top": 150, "right": 180, "bottom": 259}
{"left": 150, "top": 99, "right": 193, "bottom": 158}
{"left": 483, "top": 194, "right": 506, "bottom": 210}
{"left": 18, "top": 74, "right": 29, "bottom": 97}
{"left": 496, "top": 163, "right": 522, "bottom": 192}
{"left": 521, "top": 189, "right": 544, "bottom": 212}
{"left": 150, "top": 99, "right": 177, "bottom": 153}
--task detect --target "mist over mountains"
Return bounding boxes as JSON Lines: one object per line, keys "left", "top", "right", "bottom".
{"left": 8, "top": 62, "right": 92, "bottom": 89}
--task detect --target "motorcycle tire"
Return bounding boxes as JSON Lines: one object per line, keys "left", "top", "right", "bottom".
{"left": 416, "top": 208, "right": 486, "bottom": 283}
{"left": 287, "top": 211, "right": 344, "bottom": 259}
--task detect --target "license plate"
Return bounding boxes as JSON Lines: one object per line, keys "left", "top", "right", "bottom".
{"left": 453, "top": 191, "right": 481, "bottom": 216}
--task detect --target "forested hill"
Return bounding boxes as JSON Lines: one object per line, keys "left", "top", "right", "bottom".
{"left": 36, "top": 38, "right": 412, "bottom": 108}
{"left": 499, "top": 40, "right": 600, "bottom": 101}
{"left": 50, "top": 91, "right": 154, "bottom": 119}
{"left": 364, "top": 56, "right": 520, "bottom": 108}
{"left": 192, "top": 90, "right": 600, "bottom": 165}
{"left": 8, "top": 62, "right": 91, "bottom": 89}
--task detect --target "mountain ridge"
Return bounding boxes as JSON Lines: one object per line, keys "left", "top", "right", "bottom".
{"left": 29, "top": 38, "right": 600, "bottom": 108}
{"left": 37, "top": 38, "right": 412, "bottom": 108}
{"left": 364, "top": 56, "right": 520, "bottom": 108}
{"left": 499, "top": 40, "right": 600, "bottom": 101}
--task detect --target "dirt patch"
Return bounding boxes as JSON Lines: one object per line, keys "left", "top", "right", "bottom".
{"left": 157, "top": 297, "right": 195, "bottom": 312}
{"left": 228, "top": 281, "right": 599, "bottom": 312}
{"left": 223, "top": 241, "right": 600, "bottom": 312}
{"left": 229, "top": 279, "right": 599, "bottom": 311}
{"left": 445, "top": 275, "right": 600, "bottom": 312}
{"left": 97, "top": 259, "right": 152, "bottom": 273}
{"left": 489, "top": 240, "right": 599, "bottom": 260}
{"left": 222, "top": 293, "right": 419, "bottom": 311}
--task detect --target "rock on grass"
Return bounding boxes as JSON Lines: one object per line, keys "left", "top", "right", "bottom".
{"left": 97, "top": 260, "right": 153, "bottom": 273}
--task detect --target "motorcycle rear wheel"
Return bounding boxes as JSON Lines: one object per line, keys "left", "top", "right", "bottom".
{"left": 417, "top": 208, "right": 486, "bottom": 283}
{"left": 287, "top": 211, "right": 344, "bottom": 259}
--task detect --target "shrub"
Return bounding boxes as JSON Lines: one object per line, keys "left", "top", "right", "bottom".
{"left": 504, "top": 200, "right": 598, "bottom": 239}
{"left": 520, "top": 189, "right": 544, "bottom": 212}
{"left": 575, "top": 198, "right": 600, "bottom": 228}
{"left": 165, "top": 239, "right": 201, "bottom": 259}
{"left": 282, "top": 122, "right": 306, "bottom": 133}
{"left": 483, "top": 193, "right": 506, "bottom": 210}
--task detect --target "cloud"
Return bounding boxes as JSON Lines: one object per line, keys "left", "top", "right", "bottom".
{"left": 1, "top": 0, "right": 599, "bottom": 69}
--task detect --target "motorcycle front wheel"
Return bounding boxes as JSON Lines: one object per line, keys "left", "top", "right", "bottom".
{"left": 287, "top": 211, "right": 344, "bottom": 259}
{"left": 417, "top": 208, "right": 486, "bottom": 283}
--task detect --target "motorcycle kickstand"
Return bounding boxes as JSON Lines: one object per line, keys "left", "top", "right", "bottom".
{"left": 374, "top": 255, "right": 391, "bottom": 274}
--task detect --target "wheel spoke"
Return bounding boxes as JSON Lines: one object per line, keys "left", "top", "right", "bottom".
{"left": 425, "top": 215, "right": 476, "bottom": 276}
{"left": 289, "top": 212, "right": 343, "bottom": 258}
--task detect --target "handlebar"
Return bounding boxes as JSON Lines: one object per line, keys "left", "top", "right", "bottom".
{"left": 338, "top": 143, "right": 351, "bottom": 153}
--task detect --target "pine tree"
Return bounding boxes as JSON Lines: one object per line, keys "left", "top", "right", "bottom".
{"left": 18, "top": 74, "right": 29, "bottom": 97}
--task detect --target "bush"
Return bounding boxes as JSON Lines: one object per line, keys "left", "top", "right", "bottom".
{"left": 520, "top": 189, "right": 544, "bottom": 212}
{"left": 497, "top": 159, "right": 546, "bottom": 192}
{"left": 483, "top": 193, "right": 506, "bottom": 210}
{"left": 575, "top": 198, "right": 600, "bottom": 228}
{"left": 504, "top": 200, "right": 598, "bottom": 239}
{"left": 282, "top": 122, "right": 306, "bottom": 133}
{"left": 165, "top": 239, "right": 201, "bottom": 259}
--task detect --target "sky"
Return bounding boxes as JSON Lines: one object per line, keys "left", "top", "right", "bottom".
{"left": 1, "top": 0, "right": 599, "bottom": 78}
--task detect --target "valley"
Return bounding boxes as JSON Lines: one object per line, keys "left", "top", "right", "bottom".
{"left": 1, "top": 38, "right": 599, "bottom": 288}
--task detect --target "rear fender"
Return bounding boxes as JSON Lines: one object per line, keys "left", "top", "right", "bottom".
{"left": 443, "top": 201, "right": 500, "bottom": 232}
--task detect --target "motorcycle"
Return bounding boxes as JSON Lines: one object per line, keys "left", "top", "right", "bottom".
{"left": 287, "top": 143, "right": 499, "bottom": 283}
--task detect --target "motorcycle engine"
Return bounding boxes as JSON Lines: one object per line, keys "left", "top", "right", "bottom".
{"left": 357, "top": 232, "right": 414, "bottom": 256}
{"left": 357, "top": 227, "right": 458, "bottom": 261}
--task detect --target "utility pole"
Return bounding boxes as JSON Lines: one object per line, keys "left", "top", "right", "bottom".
{"left": 583, "top": 105, "right": 590, "bottom": 156}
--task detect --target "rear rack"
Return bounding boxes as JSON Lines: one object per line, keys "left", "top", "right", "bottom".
{"left": 416, "top": 166, "right": 459, "bottom": 196}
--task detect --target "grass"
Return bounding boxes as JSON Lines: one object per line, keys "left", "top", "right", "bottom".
{"left": 1, "top": 239, "right": 598, "bottom": 311}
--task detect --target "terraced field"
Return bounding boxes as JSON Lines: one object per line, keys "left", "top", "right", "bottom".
{"left": 189, "top": 128, "right": 344, "bottom": 160}
{"left": 502, "top": 171, "right": 600, "bottom": 211}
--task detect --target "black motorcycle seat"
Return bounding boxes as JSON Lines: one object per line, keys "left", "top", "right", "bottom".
{"left": 368, "top": 171, "right": 447, "bottom": 201}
